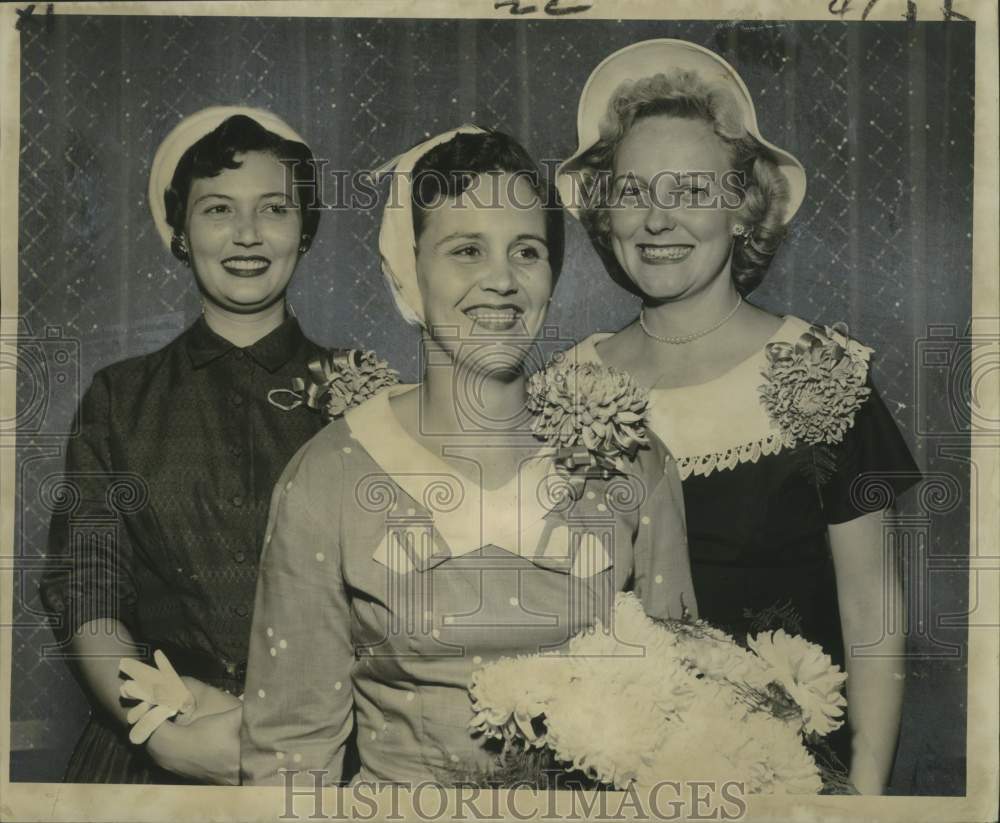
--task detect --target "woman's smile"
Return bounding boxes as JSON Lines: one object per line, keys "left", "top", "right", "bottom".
{"left": 462, "top": 303, "right": 525, "bottom": 331}
{"left": 636, "top": 243, "right": 694, "bottom": 265}
{"left": 221, "top": 255, "right": 272, "bottom": 277}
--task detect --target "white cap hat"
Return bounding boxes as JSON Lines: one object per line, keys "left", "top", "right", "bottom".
{"left": 374, "top": 125, "right": 486, "bottom": 327}
{"left": 148, "top": 106, "right": 307, "bottom": 249}
{"left": 556, "top": 39, "right": 806, "bottom": 224}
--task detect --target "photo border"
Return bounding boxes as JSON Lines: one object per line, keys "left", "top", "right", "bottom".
{"left": 0, "top": 1, "right": 996, "bottom": 821}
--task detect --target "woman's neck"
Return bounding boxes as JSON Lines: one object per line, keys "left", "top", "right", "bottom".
{"left": 202, "top": 300, "right": 287, "bottom": 348}
{"left": 418, "top": 359, "right": 529, "bottom": 438}
{"left": 640, "top": 268, "right": 742, "bottom": 342}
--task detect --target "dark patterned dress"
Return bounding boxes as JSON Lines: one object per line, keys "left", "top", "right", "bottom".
{"left": 566, "top": 315, "right": 921, "bottom": 766}
{"left": 39, "top": 316, "right": 326, "bottom": 783}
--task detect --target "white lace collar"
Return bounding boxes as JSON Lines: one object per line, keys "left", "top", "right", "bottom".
{"left": 569, "top": 315, "right": 855, "bottom": 480}
{"left": 344, "top": 386, "right": 610, "bottom": 576}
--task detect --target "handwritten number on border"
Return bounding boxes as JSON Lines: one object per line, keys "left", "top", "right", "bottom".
{"left": 544, "top": 0, "right": 593, "bottom": 14}
{"left": 14, "top": 3, "right": 53, "bottom": 32}
{"left": 827, "top": 0, "right": 970, "bottom": 20}
{"left": 495, "top": 0, "right": 537, "bottom": 14}
{"left": 495, "top": 0, "right": 592, "bottom": 15}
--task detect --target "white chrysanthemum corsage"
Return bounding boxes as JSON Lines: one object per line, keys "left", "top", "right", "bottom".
{"left": 527, "top": 360, "right": 650, "bottom": 477}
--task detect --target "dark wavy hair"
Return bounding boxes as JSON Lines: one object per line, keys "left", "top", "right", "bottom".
{"left": 409, "top": 129, "right": 565, "bottom": 280}
{"left": 575, "top": 70, "right": 790, "bottom": 295}
{"left": 164, "top": 114, "right": 321, "bottom": 263}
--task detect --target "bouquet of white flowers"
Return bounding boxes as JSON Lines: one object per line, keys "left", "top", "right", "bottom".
{"left": 467, "top": 592, "right": 849, "bottom": 794}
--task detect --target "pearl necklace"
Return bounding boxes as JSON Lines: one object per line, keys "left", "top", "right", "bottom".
{"left": 639, "top": 295, "right": 744, "bottom": 345}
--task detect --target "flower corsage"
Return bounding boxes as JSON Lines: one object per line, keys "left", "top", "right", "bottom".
{"left": 759, "top": 322, "right": 872, "bottom": 447}
{"left": 268, "top": 349, "right": 399, "bottom": 422}
{"left": 527, "top": 359, "right": 650, "bottom": 480}
{"left": 758, "top": 323, "right": 872, "bottom": 486}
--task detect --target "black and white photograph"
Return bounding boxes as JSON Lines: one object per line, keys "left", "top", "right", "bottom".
{"left": 0, "top": 1, "right": 996, "bottom": 821}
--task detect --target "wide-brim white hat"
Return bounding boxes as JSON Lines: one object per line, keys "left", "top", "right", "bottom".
{"left": 556, "top": 39, "right": 806, "bottom": 224}
{"left": 148, "top": 106, "right": 307, "bottom": 249}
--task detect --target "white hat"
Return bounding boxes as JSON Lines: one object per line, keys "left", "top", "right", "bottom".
{"left": 148, "top": 106, "right": 307, "bottom": 249}
{"left": 557, "top": 39, "right": 806, "bottom": 224}
{"left": 375, "top": 125, "right": 486, "bottom": 327}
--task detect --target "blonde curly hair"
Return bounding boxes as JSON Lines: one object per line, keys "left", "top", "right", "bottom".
{"left": 574, "top": 69, "right": 790, "bottom": 295}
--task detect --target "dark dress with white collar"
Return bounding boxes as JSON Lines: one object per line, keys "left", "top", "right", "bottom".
{"left": 39, "top": 316, "right": 327, "bottom": 783}
{"left": 567, "top": 315, "right": 921, "bottom": 769}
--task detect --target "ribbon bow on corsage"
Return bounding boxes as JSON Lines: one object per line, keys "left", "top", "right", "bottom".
{"left": 268, "top": 348, "right": 399, "bottom": 422}
{"left": 119, "top": 651, "right": 196, "bottom": 744}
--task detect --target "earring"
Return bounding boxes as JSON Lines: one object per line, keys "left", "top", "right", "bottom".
{"left": 297, "top": 235, "right": 311, "bottom": 255}
{"left": 171, "top": 233, "right": 190, "bottom": 265}
{"left": 731, "top": 222, "right": 749, "bottom": 238}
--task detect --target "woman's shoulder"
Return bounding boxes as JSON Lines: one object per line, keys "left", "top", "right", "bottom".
{"left": 291, "top": 388, "right": 406, "bottom": 476}
{"left": 97, "top": 324, "right": 193, "bottom": 377}
{"left": 274, "top": 416, "right": 367, "bottom": 510}
{"left": 631, "top": 425, "right": 678, "bottom": 486}
{"left": 763, "top": 314, "right": 875, "bottom": 391}
{"left": 294, "top": 415, "right": 359, "bottom": 467}
{"left": 776, "top": 313, "right": 874, "bottom": 352}
{"left": 81, "top": 326, "right": 193, "bottom": 408}
{"left": 557, "top": 332, "right": 613, "bottom": 368}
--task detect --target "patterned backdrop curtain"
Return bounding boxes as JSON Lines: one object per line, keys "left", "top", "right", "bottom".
{"left": 11, "top": 15, "right": 973, "bottom": 792}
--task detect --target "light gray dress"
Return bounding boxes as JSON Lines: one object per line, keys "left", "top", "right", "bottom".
{"left": 240, "top": 385, "right": 695, "bottom": 785}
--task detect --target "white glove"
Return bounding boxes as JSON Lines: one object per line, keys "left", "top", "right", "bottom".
{"left": 119, "top": 650, "right": 196, "bottom": 744}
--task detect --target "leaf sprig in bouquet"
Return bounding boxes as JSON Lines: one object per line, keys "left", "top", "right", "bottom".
{"left": 467, "top": 593, "right": 848, "bottom": 794}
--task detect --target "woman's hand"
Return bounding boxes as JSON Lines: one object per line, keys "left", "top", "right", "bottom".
{"left": 146, "top": 700, "right": 242, "bottom": 785}
{"left": 174, "top": 677, "right": 243, "bottom": 724}
{"left": 849, "top": 743, "right": 889, "bottom": 796}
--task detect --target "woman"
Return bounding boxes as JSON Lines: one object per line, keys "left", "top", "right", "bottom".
{"left": 40, "top": 107, "right": 331, "bottom": 784}
{"left": 556, "top": 40, "right": 920, "bottom": 794}
{"left": 240, "top": 127, "right": 696, "bottom": 785}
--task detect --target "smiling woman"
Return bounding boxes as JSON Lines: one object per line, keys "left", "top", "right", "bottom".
{"left": 239, "top": 128, "right": 697, "bottom": 786}
{"left": 162, "top": 113, "right": 321, "bottom": 336}
{"left": 557, "top": 40, "right": 922, "bottom": 794}
{"left": 39, "top": 108, "right": 335, "bottom": 784}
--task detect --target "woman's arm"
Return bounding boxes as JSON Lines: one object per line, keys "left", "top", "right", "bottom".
{"left": 67, "top": 619, "right": 143, "bottom": 726}
{"left": 144, "top": 692, "right": 242, "bottom": 785}
{"left": 68, "top": 618, "right": 242, "bottom": 784}
{"left": 829, "top": 511, "right": 906, "bottom": 795}
{"left": 240, "top": 439, "right": 354, "bottom": 786}
{"left": 42, "top": 374, "right": 243, "bottom": 784}
{"left": 632, "top": 450, "right": 697, "bottom": 621}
